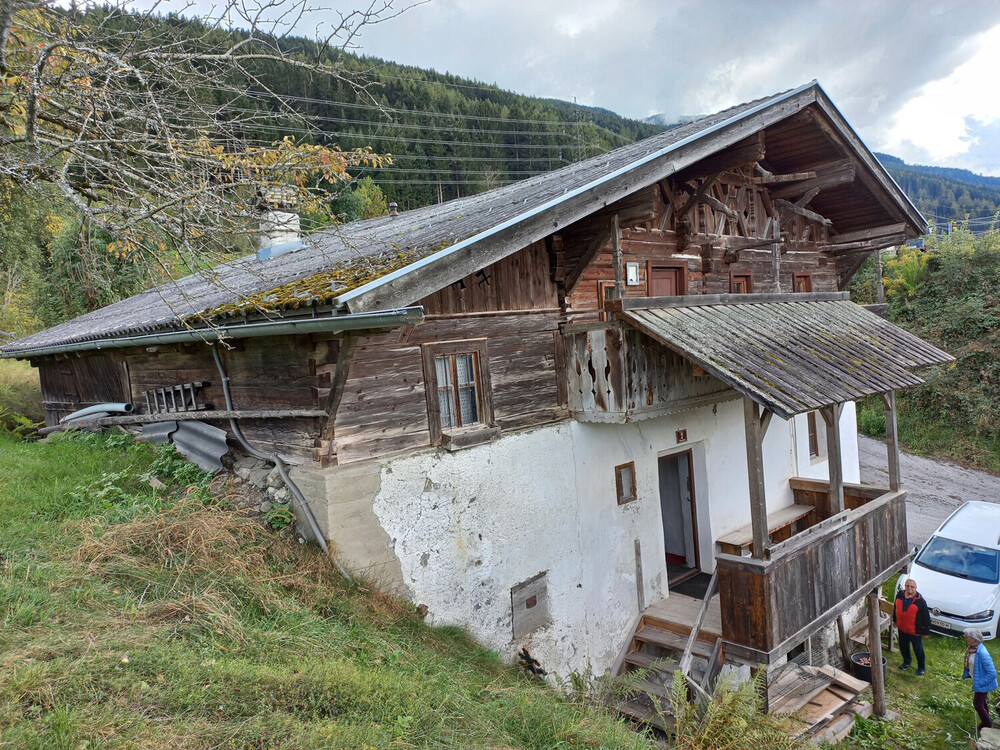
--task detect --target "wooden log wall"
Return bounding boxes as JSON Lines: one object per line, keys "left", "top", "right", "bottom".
{"left": 37, "top": 352, "right": 130, "bottom": 426}
{"left": 328, "top": 242, "right": 565, "bottom": 465}
{"left": 36, "top": 335, "right": 331, "bottom": 462}
{"left": 716, "top": 489, "right": 908, "bottom": 660}
{"left": 562, "top": 165, "right": 840, "bottom": 317}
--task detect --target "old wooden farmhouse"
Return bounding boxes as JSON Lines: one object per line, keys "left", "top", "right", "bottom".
{"left": 2, "top": 81, "right": 952, "bottom": 715}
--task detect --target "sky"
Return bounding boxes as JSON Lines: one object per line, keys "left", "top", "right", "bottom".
{"left": 315, "top": 0, "right": 1000, "bottom": 176}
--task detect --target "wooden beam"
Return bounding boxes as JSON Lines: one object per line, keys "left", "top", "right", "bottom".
{"left": 876, "top": 248, "right": 885, "bottom": 304}
{"left": 322, "top": 335, "right": 358, "bottom": 442}
{"left": 867, "top": 589, "right": 887, "bottom": 717}
{"left": 769, "top": 158, "right": 856, "bottom": 199}
{"left": 820, "top": 403, "right": 845, "bottom": 515}
{"left": 612, "top": 213, "right": 624, "bottom": 300}
{"left": 838, "top": 252, "right": 871, "bottom": 290}
{"left": 565, "top": 220, "right": 614, "bottom": 292}
{"left": 881, "top": 391, "right": 901, "bottom": 491}
{"left": 674, "top": 132, "right": 766, "bottom": 182}
{"left": 830, "top": 222, "right": 907, "bottom": 245}
{"left": 754, "top": 168, "right": 818, "bottom": 184}
{"left": 701, "top": 193, "right": 739, "bottom": 220}
{"left": 676, "top": 172, "right": 722, "bottom": 218}
{"left": 773, "top": 198, "right": 832, "bottom": 227}
{"left": 744, "top": 396, "right": 770, "bottom": 559}
{"left": 824, "top": 234, "right": 906, "bottom": 257}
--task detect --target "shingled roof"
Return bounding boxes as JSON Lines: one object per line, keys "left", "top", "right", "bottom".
{"left": 2, "top": 81, "right": 924, "bottom": 358}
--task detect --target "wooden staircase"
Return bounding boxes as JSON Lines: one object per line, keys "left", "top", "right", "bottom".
{"left": 617, "top": 576, "right": 725, "bottom": 732}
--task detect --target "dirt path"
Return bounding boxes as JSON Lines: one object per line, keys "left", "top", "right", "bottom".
{"left": 858, "top": 434, "right": 1000, "bottom": 548}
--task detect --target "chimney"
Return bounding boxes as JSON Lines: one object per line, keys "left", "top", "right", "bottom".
{"left": 389, "top": 202, "right": 399, "bottom": 218}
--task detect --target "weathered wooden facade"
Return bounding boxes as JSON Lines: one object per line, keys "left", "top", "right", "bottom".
{"left": 3, "top": 82, "right": 952, "bottom": 706}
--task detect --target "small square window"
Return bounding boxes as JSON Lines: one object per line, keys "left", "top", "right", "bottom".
{"left": 730, "top": 271, "right": 753, "bottom": 294}
{"left": 794, "top": 273, "right": 813, "bottom": 293}
{"left": 615, "top": 461, "right": 637, "bottom": 505}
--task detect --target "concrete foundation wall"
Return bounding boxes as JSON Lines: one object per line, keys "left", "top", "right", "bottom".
{"left": 296, "top": 399, "right": 862, "bottom": 678}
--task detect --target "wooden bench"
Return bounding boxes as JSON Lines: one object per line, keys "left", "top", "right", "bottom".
{"left": 716, "top": 503, "right": 815, "bottom": 556}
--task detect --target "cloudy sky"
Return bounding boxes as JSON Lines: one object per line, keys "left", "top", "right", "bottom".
{"left": 326, "top": 0, "right": 1000, "bottom": 175}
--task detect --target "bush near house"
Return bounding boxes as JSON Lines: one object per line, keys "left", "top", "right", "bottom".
{"left": 853, "top": 230, "right": 1000, "bottom": 473}
{"left": 0, "top": 358, "right": 43, "bottom": 433}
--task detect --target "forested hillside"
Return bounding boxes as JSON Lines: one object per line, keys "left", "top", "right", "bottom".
{"left": 876, "top": 153, "right": 1000, "bottom": 229}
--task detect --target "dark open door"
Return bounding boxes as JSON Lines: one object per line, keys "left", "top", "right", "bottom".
{"left": 659, "top": 450, "right": 699, "bottom": 584}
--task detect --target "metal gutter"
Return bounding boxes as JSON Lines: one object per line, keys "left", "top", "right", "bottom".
{"left": 1, "top": 307, "right": 424, "bottom": 359}
{"left": 335, "top": 81, "right": 821, "bottom": 309}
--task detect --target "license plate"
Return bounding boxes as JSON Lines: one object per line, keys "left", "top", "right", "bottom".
{"left": 931, "top": 617, "right": 949, "bottom": 629}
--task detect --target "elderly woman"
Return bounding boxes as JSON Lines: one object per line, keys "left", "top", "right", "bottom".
{"left": 964, "top": 628, "right": 998, "bottom": 730}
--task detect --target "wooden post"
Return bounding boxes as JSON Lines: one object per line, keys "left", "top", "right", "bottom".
{"left": 875, "top": 247, "right": 885, "bottom": 305}
{"left": 836, "top": 615, "right": 851, "bottom": 668}
{"left": 821, "top": 403, "right": 845, "bottom": 515}
{"left": 744, "top": 396, "right": 770, "bottom": 559}
{"left": 866, "top": 588, "right": 887, "bottom": 717}
{"left": 770, "top": 210, "right": 782, "bottom": 292}
{"left": 881, "top": 391, "right": 901, "bottom": 491}
{"left": 612, "top": 213, "right": 625, "bottom": 300}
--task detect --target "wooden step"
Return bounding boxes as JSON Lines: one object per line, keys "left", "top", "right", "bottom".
{"left": 642, "top": 612, "right": 722, "bottom": 644}
{"left": 624, "top": 651, "right": 679, "bottom": 672}
{"left": 635, "top": 676, "right": 672, "bottom": 701}
{"left": 617, "top": 699, "right": 673, "bottom": 732}
{"left": 633, "top": 625, "right": 716, "bottom": 659}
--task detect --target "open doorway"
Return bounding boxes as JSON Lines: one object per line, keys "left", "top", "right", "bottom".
{"left": 659, "top": 450, "right": 700, "bottom": 586}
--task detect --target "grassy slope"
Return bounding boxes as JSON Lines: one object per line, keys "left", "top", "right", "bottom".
{"left": 0, "top": 432, "right": 655, "bottom": 749}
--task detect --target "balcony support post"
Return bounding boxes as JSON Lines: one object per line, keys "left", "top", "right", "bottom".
{"left": 881, "top": 391, "right": 901, "bottom": 491}
{"left": 820, "top": 402, "right": 845, "bottom": 515}
{"left": 866, "top": 587, "right": 887, "bottom": 717}
{"left": 744, "top": 396, "right": 772, "bottom": 559}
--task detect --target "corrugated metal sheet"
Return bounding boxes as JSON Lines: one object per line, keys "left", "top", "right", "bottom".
{"left": 620, "top": 298, "right": 953, "bottom": 419}
{"left": 140, "top": 421, "right": 178, "bottom": 444}
{"left": 170, "top": 421, "right": 229, "bottom": 473}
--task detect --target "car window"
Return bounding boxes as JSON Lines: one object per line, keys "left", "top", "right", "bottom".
{"left": 915, "top": 536, "right": 1000, "bottom": 584}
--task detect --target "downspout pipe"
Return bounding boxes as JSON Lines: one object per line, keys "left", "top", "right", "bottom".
{"left": 210, "top": 344, "right": 354, "bottom": 584}
{"left": 61, "top": 402, "right": 134, "bottom": 424}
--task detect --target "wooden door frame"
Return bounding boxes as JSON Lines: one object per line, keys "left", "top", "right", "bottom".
{"left": 647, "top": 259, "right": 689, "bottom": 296}
{"left": 659, "top": 447, "right": 701, "bottom": 583}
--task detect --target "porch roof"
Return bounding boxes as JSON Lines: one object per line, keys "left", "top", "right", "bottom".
{"left": 618, "top": 292, "right": 953, "bottom": 419}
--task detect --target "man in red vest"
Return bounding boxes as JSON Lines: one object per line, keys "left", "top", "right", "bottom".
{"left": 894, "top": 578, "right": 931, "bottom": 675}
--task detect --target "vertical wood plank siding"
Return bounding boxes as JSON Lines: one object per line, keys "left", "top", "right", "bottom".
{"left": 717, "top": 489, "right": 908, "bottom": 657}
{"left": 564, "top": 326, "right": 733, "bottom": 421}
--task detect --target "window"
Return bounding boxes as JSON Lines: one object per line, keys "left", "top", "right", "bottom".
{"left": 615, "top": 461, "right": 637, "bottom": 505}
{"left": 436, "top": 353, "right": 479, "bottom": 429}
{"left": 730, "top": 271, "right": 753, "bottom": 294}
{"left": 422, "top": 339, "right": 494, "bottom": 445}
{"left": 807, "top": 411, "right": 820, "bottom": 457}
{"left": 793, "top": 273, "right": 813, "bottom": 293}
{"left": 597, "top": 281, "right": 617, "bottom": 321}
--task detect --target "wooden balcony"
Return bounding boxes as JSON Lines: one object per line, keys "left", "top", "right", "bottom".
{"left": 715, "top": 481, "right": 908, "bottom": 664}
{"left": 562, "top": 321, "right": 733, "bottom": 422}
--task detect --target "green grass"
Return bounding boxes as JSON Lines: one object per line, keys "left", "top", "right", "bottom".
{"left": 0, "top": 431, "right": 658, "bottom": 749}
{"left": 840, "top": 575, "right": 999, "bottom": 749}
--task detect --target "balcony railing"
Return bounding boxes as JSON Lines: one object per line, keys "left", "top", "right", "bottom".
{"left": 715, "top": 481, "right": 908, "bottom": 663}
{"left": 562, "top": 322, "right": 733, "bottom": 422}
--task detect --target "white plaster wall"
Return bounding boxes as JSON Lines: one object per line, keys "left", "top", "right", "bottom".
{"left": 363, "top": 395, "right": 815, "bottom": 678}
{"left": 791, "top": 402, "right": 861, "bottom": 484}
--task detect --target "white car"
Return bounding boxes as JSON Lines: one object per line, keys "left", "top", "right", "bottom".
{"left": 899, "top": 501, "right": 1000, "bottom": 639}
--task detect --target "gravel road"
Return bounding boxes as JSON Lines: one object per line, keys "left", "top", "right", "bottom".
{"left": 857, "top": 434, "right": 1000, "bottom": 549}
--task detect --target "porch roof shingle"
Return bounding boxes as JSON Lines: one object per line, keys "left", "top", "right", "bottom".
{"left": 618, "top": 293, "right": 953, "bottom": 419}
